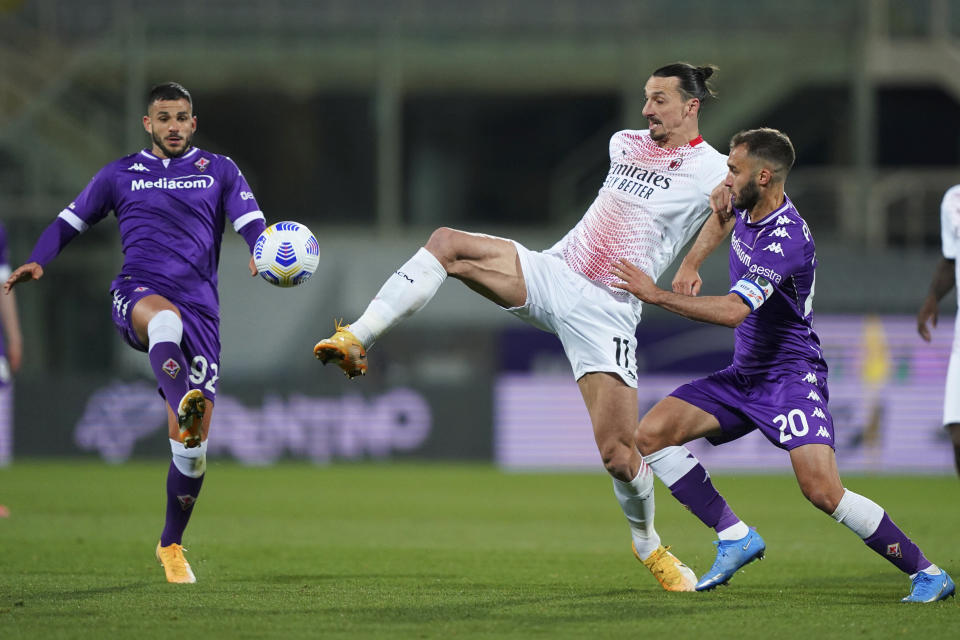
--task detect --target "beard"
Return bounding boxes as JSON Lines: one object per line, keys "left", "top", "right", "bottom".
{"left": 152, "top": 130, "right": 193, "bottom": 159}
{"left": 733, "top": 178, "right": 761, "bottom": 211}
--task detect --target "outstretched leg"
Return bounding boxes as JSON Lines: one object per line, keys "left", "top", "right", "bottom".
{"left": 790, "top": 444, "right": 954, "bottom": 603}
{"left": 314, "top": 228, "right": 526, "bottom": 377}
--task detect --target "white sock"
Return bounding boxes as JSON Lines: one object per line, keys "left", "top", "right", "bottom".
{"left": 717, "top": 521, "right": 750, "bottom": 541}
{"left": 612, "top": 464, "right": 660, "bottom": 559}
{"left": 829, "top": 489, "right": 884, "bottom": 538}
{"left": 147, "top": 310, "right": 183, "bottom": 351}
{"left": 170, "top": 438, "right": 207, "bottom": 477}
{"left": 642, "top": 445, "right": 699, "bottom": 486}
{"left": 349, "top": 247, "right": 447, "bottom": 349}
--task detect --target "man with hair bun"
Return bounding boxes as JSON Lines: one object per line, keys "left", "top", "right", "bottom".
{"left": 312, "top": 62, "right": 731, "bottom": 592}
{"left": 615, "top": 127, "right": 954, "bottom": 603}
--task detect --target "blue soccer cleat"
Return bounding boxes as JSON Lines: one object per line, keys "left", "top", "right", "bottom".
{"left": 695, "top": 529, "right": 766, "bottom": 591}
{"left": 901, "top": 570, "right": 955, "bottom": 603}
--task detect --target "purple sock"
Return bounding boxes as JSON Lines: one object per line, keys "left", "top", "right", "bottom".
{"left": 668, "top": 463, "right": 741, "bottom": 532}
{"left": 863, "top": 513, "right": 931, "bottom": 575}
{"left": 148, "top": 341, "right": 189, "bottom": 415}
{"left": 160, "top": 461, "right": 205, "bottom": 546}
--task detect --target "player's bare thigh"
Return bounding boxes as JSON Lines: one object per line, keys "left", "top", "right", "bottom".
{"left": 424, "top": 227, "right": 527, "bottom": 308}
{"left": 788, "top": 443, "right": 845, "bottom": 513}
{"left": 130, "top": 294, "right": 182, "bottom": 346}
{"left": 166, "top": 399, "right": 214, "bottom": 442}
{"left": 577, "top": 371, "right": 643, "bottom": 480}
{"left": 635, "top": 396, "right": 723, "bottom": 455}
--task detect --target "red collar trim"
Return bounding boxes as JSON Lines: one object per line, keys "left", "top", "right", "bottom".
{"left": 689, "top": 135, "right": 704, "bottom": 147}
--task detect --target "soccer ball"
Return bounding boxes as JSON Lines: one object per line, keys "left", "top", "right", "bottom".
{"left": 253, "top": 221, "right": 320, "bottom": 287}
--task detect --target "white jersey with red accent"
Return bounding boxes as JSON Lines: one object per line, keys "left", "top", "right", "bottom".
{"left": 545, "top": 129, "right": 728, "bottom": 318}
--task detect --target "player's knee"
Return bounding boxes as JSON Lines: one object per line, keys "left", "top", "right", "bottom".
{"left": 424, "top": 227, "right": 460, "bottom": 266}
{"left": 635, "top": 419, "right": 673, "bottom": 456}
{"left": 147, "top": 309, "right": 183, "bottom": 348}
{"left": 170, "top": 438, "right": 207, "bottom": 478}
{"left": 799, "top": 483, "right": 839, "bottom": 514}
{"left": 597, "top": 441, "right": 635, "bottom": 482}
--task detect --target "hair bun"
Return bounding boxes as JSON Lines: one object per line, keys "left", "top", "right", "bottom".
{"left": 698, "top": 66, "right": 715, "bottom": 80}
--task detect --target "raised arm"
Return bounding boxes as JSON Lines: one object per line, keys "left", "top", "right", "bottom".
{"left": 672, "top": 210, "right": 735, "bottom": 296}
{"left": 612, "top": 257, "right": 750, "bottom": 328}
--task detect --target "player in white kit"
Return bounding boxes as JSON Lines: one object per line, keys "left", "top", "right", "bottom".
{"left": 313, "top": 63, "right": 730, "bottom": 592}
{"left": 917, "top": 184, "right": 960, "bottom": 476}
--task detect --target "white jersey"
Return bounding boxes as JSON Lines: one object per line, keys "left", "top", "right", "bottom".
{"left": 941, "top": 184, "right": 960, "bottom": 310}
{"left": 545, "top": 129, "right": 728, "bottom": 317}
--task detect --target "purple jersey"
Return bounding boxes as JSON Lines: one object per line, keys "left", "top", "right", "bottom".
{"left": 31, "top": 146, "right": 266, "bottom": 313}
{"left": 726, "top": 195, "right": 826, "bottom": 375}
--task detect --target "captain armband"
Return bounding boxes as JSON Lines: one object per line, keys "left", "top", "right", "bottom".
{"left": 729, "top": 275, "right": 775, "bottom": 311}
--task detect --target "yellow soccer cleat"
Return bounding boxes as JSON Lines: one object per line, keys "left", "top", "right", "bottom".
{"left": 177, "top": 389, "right": 206, "bottom": 449}
{"left": 313, "top": 321, "right": 368, "bottom": 379}
{"left": 634, "top": 543, "right": 697, "bottom": 592}
{"left": 155, "top": 541, "right": 197, "bottom": 584}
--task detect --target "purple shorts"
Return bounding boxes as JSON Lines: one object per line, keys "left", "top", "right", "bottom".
{"left": 110, "top": 280, "right": 221, "bottom": 402}
{"left": 670, "top": 365, "right": 835, "bottom": 451}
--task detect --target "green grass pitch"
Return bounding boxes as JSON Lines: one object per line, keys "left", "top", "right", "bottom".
{"left": 1, "top": 461, "right": 957, "bottom": 638}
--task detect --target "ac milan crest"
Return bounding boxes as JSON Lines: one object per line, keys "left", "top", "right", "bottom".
{"left": 668, "top": 157, "right": 683, "bottom": 171}
{"left": 194, "top": 157, "right": 210, "bottom": 172}
{"left": 886, "top": 542, "right": 902, "bottom": 558}
{"left": 162, "top": 358, "right": 181, "bottom": 379}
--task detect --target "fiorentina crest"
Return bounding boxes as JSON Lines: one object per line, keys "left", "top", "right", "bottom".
{"left": 177, "top": 494, "right": 197, "bottom": 511}
{"left": 162, "top": 358, "right": 181, "bottom": 379}
{"left": 886, "top": 542, "right": 902, "bottom": 558}
{"left": 194, "top": 157, "right": 210, "bottom": 172}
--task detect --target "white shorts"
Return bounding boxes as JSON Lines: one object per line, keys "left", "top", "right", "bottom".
{"left": 944, "top": 314, "right": 960, "bottom": 426}
{"left": 507, "top": 242, "right": 641, "bottom": 387}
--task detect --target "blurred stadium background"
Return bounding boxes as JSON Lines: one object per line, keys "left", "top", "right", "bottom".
{"left": 1, "top": 0, "right": 958, "bottom": 472}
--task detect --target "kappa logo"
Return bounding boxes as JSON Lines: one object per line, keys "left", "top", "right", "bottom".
{"left": 803, "top": 372, "right": 817, "bottom": 384}
{"left": 177, "top": 494, "right": 197, "bottom": 511}
{"left": 194, "top": 157, "right": 210, "bottom": 172}
{"left": 807, "top": 390, "right": 822, "bottom": 402}
{"left": 886, "top": 542, "right": 902, "bottom": 559}
{"left": 128, "top": 162, "right": 149, "bottom": 172}
{"left": 770, "top": 227, "right": 792, "bottom": 239}
{"left": 763, "top": 242, "right": 785, "bottom": 256}
{"left": 775, "top": 215, "right": 795, "bottom": 225}
{"left": 162, "top": 358, "right": 181, "bottom": 379}
{"left": 816, "top": 426, "right": 830, "bottom": 438}
{"left": 812, "top": 408, "right": 827, "bottom": 419}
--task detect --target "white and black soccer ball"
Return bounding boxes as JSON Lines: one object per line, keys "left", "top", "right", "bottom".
{"left": 253, "top": 221, "right": 320, "bottom": 287}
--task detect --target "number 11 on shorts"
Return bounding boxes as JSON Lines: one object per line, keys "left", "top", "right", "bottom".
{"left": 613, "top": 336, "right": 631, "bottom": 369}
